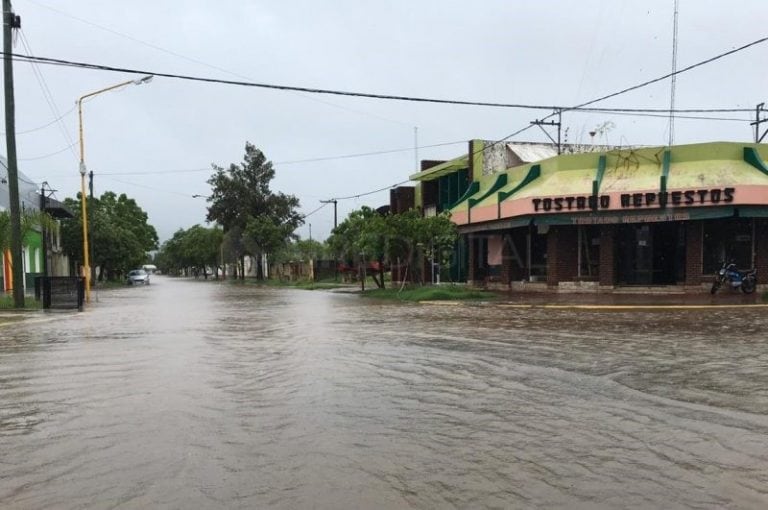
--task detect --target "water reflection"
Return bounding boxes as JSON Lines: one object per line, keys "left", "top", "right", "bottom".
{"left": 1, "top": 278, "right": 767, "bottom": 508}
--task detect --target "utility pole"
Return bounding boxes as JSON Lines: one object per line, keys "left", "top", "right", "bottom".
{"left": 531, "top": 109, "right": 562, "bottom": 154}
{"left": 321, "top": 199, "right": 337, "bottom": 230}
{"left": 321, "top": 198, "right": 338, "bottom": 281}
{"left": 751, "top": 103, "right": 768, "bottom": 143}
{"left": 88, "top": 170, "right": 96, "bottom": 285}
{"left": 39, "top": 182, "right": 53, "bottom": 278}
{"left": 3, "top": 1, "right": 23, "bottom": 308}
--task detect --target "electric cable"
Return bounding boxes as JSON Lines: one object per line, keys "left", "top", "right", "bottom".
{"left": 17, "top": 31, "right": 79, "bottom": 159}
{"left": 301, "top": 202, "right": 328, "bottom": 219}
{"left": 25, "top": 0, "right": 415, "bottom": 128}
{"left": 5, "top": 46, "right": 764, "bottom": 113}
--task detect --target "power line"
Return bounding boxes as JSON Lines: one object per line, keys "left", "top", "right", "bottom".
{"left": 17, "top": 31, "right": 78, "bottom": 159}
{"left": 96, "top": 140, "right": 469, "bottom": 176}
{"left": 25, "top": 0, "right": 415, "bottom": 128}
{"left": 559, "top": 34, "right": 768, "bottom": 115}
{"left": 4, "top": 50, "right": 762, "bottom": 114}
{"left": 0, "top": 104, "right": 75, "bottom": 135}
{"left": 323, "top": 33, "right": 768, "bottom": 202}
{"left": 99, "top": 175, "right": 198, "bottom": 198}
{"left": 18, "top": 141, "right": 78, "bottom": 161}
{"left": 301, "top": 202, "right": 328, "bottom": 219}
{"left": 275, "top": 140, "right": 467, "bottom": 165}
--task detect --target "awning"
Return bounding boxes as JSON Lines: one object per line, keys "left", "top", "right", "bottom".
{"left": 458, "top": 217, "right": 530, "bottom": 234}
{"left": 409, "top": 155, "right": 469, "bottom": 182}
{"left": 43, "top": 196, "right": 75, "bottom": 219}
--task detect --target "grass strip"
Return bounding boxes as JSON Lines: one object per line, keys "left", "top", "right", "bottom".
{"left": 0, "top": 296, "right": 43, "bottom": 310}
{"left": 362, "top": 285, "right": 496, "bottom": 302}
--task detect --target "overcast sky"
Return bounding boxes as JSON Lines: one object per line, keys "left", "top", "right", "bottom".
{"left": 3, "top": 0, "right": 767, "bottom": 242}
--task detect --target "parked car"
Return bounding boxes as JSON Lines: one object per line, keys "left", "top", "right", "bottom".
{"left": 126, "top": 269, "right": 150, "bottom": 285}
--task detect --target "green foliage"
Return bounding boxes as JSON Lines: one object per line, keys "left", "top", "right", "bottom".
{"left": 328, "top": 207, "right": 458, "bottom": 286}
{"left": 205, "top": 142, "right": 303, "bottom": 279}
{"left": 243, "top": 214, "right": 291, "bottom": 259}
{"left": 269, "top": 236, "right": 329, "bottom": 264}
{"left": 155, "top": 224, "right": 223, "bottom": 278}
{"left": 362, "top": 285, "right": 495, "bottom": 302}
{"left": 60, "top": 191, "right": 158, "bottom": 280}
{"left": 0, "top": 209, "right": 57, "bottom": 252}
{"left": 0, "top": 295, "right": 43, "bottom": 309}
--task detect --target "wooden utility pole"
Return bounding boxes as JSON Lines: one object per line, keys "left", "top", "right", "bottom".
{"left": 3, "top": 0, "right": 23, "bottom": 308}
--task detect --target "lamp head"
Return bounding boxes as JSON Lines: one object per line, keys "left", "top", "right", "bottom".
{"left": 133, "top": 75, "right": 154, "bottom": 86}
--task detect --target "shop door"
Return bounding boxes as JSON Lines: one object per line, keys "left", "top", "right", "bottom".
{"left": 617, "top": 223, "right": 681, "bottom": 285}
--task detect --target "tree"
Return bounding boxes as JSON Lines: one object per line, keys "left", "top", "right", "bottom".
{"left": 328, "top": 206, "right": 388, "bottom": 288}
{"left": 155, "top": 225, "right": 223, "bottom": 278}
{"left": 206, "top": 142, "right": 303, "bottom": 280}
{"left": 0, "top": 208, "right": 56, "bottom": 253}
{"left": 328, "top": 208, "right": 458, "bottom": 287}
{"left": 60, "top": 191, "right": 158, "bottom": 280}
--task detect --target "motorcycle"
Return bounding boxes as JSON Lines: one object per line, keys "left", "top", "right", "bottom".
{"left": 710, "top": 262, "right": 757, "bottom": 295}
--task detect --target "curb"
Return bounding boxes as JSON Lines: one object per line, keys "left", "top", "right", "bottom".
{"left": 417, "top": 300, "right": 768, "bottom": 310}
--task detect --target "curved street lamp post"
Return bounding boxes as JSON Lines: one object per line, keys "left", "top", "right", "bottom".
{"left": 77, "top": 75, "right": 153, "bottom": 302}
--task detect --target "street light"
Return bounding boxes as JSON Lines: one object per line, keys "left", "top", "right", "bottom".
{"left": 77, "top": 75, "right": 153, "bottom": 302}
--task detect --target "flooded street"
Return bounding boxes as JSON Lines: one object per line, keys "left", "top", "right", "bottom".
{"left": 1, "top": 277, "right": 768, "bottom": 509}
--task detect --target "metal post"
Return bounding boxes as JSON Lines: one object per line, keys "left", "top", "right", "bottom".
{"left": 321, "top": 198, "right": 339, "bottom": 281}
{"left": 40, "top": 183, "right": 48, "bottom": 278}
{"left": 89, "top": 170, "right": 95, "bottom": 285}
{"left": 76, "top": 75, "right": 153, "bottom": 303}
{"left": 431, "top": 238, "right": 435, "bottom": 284}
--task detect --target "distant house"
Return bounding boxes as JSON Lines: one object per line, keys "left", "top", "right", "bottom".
{"left": 0, "top": 156, "right": 73, "bottom": 293}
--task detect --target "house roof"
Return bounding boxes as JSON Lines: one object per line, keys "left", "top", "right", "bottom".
{"left": 0, "top": 156, "right": 40, "bottom": 211}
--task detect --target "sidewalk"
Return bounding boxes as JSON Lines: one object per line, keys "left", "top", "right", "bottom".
{"left": 422, "top": 288, "right": 767, "bottom": 310}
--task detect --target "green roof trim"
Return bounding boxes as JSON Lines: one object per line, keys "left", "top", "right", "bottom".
{"left": 409, "top": 155, "right": 469, "bottom": 181}
{"left": 471, "top": 140, "right": 484, "bottom": 178}
{"left": 744, "top": 146, "right": 768, "bottom": 176}
{"left": 450, "top": 180, "right": 479, "bottom": 209}
{"left": 592, "top": 155, "right": 606, "bottom": 196}
{"left": 736, "top": 206, "right": 768, "bottom": 218}
{"left": 498, "top": 164, "right": 542, "bottom": 203}
{"left": 468, "top": 173, "right": 508, "bottom": 209}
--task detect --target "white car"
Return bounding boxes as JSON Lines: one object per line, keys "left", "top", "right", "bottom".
{"left": 126, "top": 269, "right": 150, "bottom": 285}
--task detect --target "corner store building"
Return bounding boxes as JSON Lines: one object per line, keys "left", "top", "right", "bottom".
{"left": 410, "top": 141, "right": 768, "bottom": 292}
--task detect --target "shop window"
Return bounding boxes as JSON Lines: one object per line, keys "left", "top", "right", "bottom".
{"left": 529, "top": 226, "right": 547, "bottom": 280}
{"left": 702, "top": 219, "right": 754, "bottom": 274}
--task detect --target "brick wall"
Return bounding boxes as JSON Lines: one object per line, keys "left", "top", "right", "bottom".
{"left": 546, "top": 226, "right": 579, "bottom": 286}
{"left": 389, "top": 187, "right": 415, "bottom": 214}
{"left": 684, "top": 221, "right": 704, "bottom": 285}
{"left": 598, "top": 225, "right": 615, "bottom": 286}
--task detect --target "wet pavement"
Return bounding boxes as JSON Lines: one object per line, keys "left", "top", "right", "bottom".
{"left": 1, "top": 276, "right": 768, "bottom": 509}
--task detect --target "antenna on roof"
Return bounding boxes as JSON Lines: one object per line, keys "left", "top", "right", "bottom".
{"left": 668, "top": 0, "right": 680, "bottom": 146}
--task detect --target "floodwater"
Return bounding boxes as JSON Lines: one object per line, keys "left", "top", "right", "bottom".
{"left": 1, "top": 277, "right": 768, "bottom": 509}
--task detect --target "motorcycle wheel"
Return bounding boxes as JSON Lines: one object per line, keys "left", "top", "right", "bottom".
{"left": 741, "top": 278, "right": 756, "bottom": 294}
{"left": 710, "top": 280, "right": 721, "bottom": 295}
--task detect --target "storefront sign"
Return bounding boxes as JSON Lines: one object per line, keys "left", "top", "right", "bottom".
{"left": 572, "top": 212, "right": 691, "bottom": 225}
{"left": 618, "top": 188, "right": 735, "bottom": 208}
{"left": 531, "top": 187, "right": 735, "bottom": 213}
{"left": 532, "top": 195, "right": 610, "bottom": 212}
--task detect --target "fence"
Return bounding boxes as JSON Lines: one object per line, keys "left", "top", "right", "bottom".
{"left": 34, "top": 277, "right": 85, "bottom": 311}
